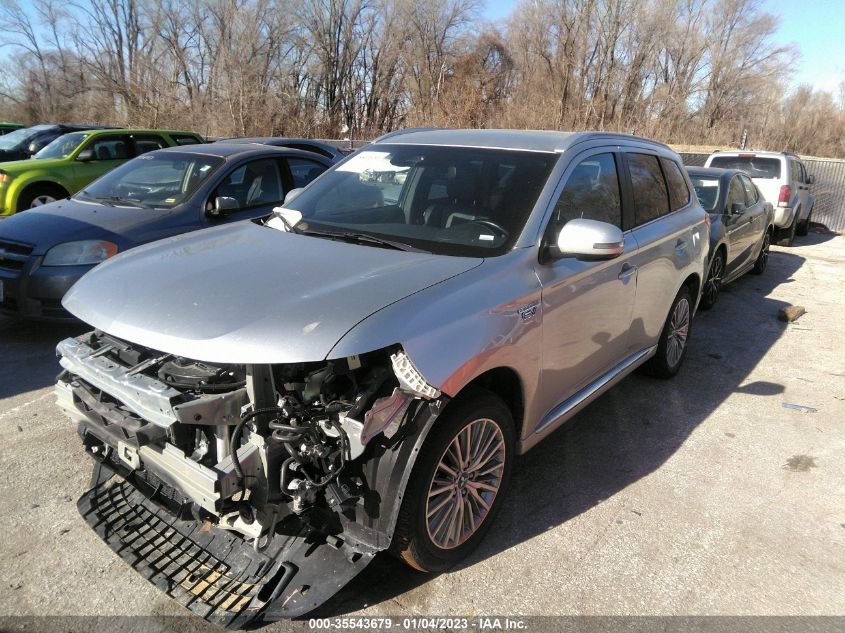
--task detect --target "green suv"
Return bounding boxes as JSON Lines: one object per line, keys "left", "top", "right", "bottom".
{"left": 0, "top": 128, "right": 204, "bottom": 214}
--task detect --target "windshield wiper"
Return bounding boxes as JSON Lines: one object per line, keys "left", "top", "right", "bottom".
{"left": 94, "top": 196, "right": 150, "bottom": 209}
{"left": 299, "top": 228, "right": 428, "bottom": 253}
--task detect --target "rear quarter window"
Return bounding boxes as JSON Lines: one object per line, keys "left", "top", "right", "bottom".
{"left": 660, "top": 157, "right": 690, "bottom": 211}
{"left": 708, "top": 155, "right": 781, "bottom": 179}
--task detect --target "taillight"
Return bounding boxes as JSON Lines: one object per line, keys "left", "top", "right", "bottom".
{"left": 778, "top": 185, "right": 791, "bottom": 207}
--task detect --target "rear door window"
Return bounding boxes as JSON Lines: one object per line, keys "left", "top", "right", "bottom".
{"left": 287, "top": 157, "right": 328, "bottom": 189}
{"left": 708, "top": 155, "right": 781, "bottom": 179}
{"left": 660, "top": 157, "right": 690, "bottom": 211}
{"left": 132, "top": 135, "right": 168, "bottom": 156}
{"left": 627, "top": 153, "right": 670, "bottom": 225}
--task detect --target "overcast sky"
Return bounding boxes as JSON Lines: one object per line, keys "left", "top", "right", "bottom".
{"left": 484, "top": 0, "right": 845, "bottom": 94}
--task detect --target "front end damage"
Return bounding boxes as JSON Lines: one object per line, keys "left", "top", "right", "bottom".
{"left": 55, "top": 331, "right": 446, "bottom": 627}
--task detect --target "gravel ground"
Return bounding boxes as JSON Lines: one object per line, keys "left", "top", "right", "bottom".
{"left": 0, "top": 231, "right": 843, "bottom": 633}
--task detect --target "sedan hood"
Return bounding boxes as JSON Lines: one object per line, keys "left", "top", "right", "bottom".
{"left": 0, "top": 199, "right": 172, "bottom": 253}
{"left": 63, "top": 221, "right": 481, "bottom": 363}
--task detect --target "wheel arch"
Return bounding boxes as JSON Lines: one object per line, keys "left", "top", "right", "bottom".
{"left": 16, "top": 179, "right": 71, "bottom": 210}
{"left": 445, "top": 366, "right": 525, "bottom": 441}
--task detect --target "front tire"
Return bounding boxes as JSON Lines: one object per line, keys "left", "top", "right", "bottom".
{"left": 642, "top": 286, "right": 693, "bottom": 378}
{"left": 17, "top": 184, "right": 67, "bottom": 212}
{"left": 699, "top": 250, "right": 724, "bottom": 310}
{"left": 390, "top": 390, "right": 515, "bottom": 573}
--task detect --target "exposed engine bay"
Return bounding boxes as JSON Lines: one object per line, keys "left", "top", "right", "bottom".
{"left": 55, "top": 330, "right": 445, "bottom": 626}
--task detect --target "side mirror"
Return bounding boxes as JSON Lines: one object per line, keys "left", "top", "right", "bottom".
{"left": 555, "top": 218, "right": 624, "bottom": 260}
{"left": 807, "top": 174, "right": 815, "bottom": 185}
{"left": 730, "top": 202, "right": 744, "bottom": 214}
{"left": 283, "top": 187, "right": 304, "bottom": 206}
{"left": 76, "top": 147, "right": 95, "bottom": 162}
{"left": 208, "top": 196, "right": 239, "bottom": 217}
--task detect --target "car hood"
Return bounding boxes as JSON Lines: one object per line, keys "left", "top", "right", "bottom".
{"left": 63, "top": 221, "right": 482, "bottom": 364}
{"left": 0, "top": 157, "right": 64, "bottom": 174}
{"left": 0, "top": 199, "right": 175, "bottom": 254}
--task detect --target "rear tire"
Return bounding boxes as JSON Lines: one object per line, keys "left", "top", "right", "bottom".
{"left": 751, "top": 230, "right": 770, "bottom": 275}
{"left": 777, "top": 212, "right": 798, "bottom": 246}
{"left": 390, "top": 389, "right": 515, "bottom": 573}
{"left": 641, "top": 286, "right": 693, "bottom": 379}
{"left": 796, "top": 209, "right": 811, "bottom": 236}
{"left": 16, "top": 184, "right": 67, "bottom": 212}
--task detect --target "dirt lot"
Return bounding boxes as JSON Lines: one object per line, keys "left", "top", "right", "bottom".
{"left": 0, "top": 232, "right": 843, "bottom": 632}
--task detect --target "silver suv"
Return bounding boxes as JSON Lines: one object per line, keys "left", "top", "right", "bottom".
{"left": 704, "top": 150, "right": 815, "bottom": 245}
{"left": 55, "top": 129, "right": 708, "bottom": 627}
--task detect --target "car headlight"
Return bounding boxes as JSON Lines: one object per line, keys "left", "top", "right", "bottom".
{"left": 43, "top": 240, "right": 118, "bottom": 266}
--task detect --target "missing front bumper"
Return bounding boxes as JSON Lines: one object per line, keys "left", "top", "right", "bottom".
{"left": 78, "top": 470, "right": 375, "bottom": 627}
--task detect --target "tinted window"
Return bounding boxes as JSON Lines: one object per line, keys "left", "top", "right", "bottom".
{"left": 133, "top": 135, "right": 167, "bottom": 155}
{"left": 288, "top": 158, "right": 328, "bottom": 189}
{"left": 628, "top": 153, "right": 670, "bottom": 225}
{"left": 727, "top": 176, "right": 745, "bottom": 211}
{"left": 88, "top": 135, "right": 131, "bottom": 160}
{"left": 660, "top": 157, "right": 690, "bottom": 210}
{"left": 547, "top": 153, "right": 622, "bottom": 240}
{"left": 216, "top": 158, "right": 283, "bottom": 209}
{"left": 173, "top": 135, "right": 201, "bottom": 146}
{"left": 740, "top": 175, "right": 758, "bottom": 205}
{"left": 708, "top": 155, "right": 781, "bottom": 179}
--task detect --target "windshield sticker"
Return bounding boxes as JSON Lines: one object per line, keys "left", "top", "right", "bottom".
{"left": 336, "top": 151, "right": 394, "bottom": 173}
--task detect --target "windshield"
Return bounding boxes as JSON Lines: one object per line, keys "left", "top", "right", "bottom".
{"left": 709, "top": 156, "right": 781, "bottom": 179}
{"left": 690, "top": 176, "right": 721, "bottom": 212}
{"left": 77, "top": 152, "right": 223, "bottom": 209}
{"left": 34, "top": 132, "right": 89, "bottom": 159}
{"left": 0, "top": 126, "right": 46, "bottom": 151}
{"left": 285, "top": 145, "right": 557, "bottom": 257}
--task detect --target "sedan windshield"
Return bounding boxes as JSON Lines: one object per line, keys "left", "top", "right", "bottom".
{"left": 34, "top": 132, "right": 89, "bottom": 159}
{"left": 690, "top": 177, "right": 721, "bottom": 212}
{"left": 77, "top": 152, "right": 223, "bottom": 209}
{"left": 285, "top": 145, "right": 557, "bottom": 257}
{"left": 0, "top": 126, "right": 44, "bottom": 151}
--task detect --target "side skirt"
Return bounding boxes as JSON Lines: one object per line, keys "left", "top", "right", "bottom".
{"left": 520, "top": 346, "right": 657, "bottom": 453}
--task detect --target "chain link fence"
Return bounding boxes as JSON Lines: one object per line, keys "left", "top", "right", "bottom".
{"left": 678, "top": 152, "right": 845, "bottom": 233}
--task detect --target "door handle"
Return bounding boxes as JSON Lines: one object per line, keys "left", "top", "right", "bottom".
{"left": 618, "top": 263, "right": 637, "bottom": 281}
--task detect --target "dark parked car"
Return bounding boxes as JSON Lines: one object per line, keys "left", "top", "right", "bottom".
{"left": 0, "top": 122, "right": 24, "bottom": 135}
{"left": 0, "top": 143, "right": 332, "bottom": 320}
{"left": 216, "top": 136, "right": 354, "bottom": 161}
{"left": 686, "top": 166, "right": 774, "bottom": 309}
{"left": 0, "top": 124, "right": 119, "bottom": 163}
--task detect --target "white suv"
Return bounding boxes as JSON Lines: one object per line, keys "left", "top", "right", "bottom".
{"left": 704, "top": 150, "right": 815, "bottom": 245}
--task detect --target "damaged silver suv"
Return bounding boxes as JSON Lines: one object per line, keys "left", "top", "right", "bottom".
{"left": 55, "top": 129, "right": 707, "bottom": 626}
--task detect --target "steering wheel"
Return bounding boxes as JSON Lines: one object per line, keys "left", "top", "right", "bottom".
{"left": 469, "top": 218, "right": 509, "bottom": 240}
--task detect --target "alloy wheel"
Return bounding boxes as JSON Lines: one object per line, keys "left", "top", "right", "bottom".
{"left": 759, "top": 233, "right": 770, "bottom": 269}
{"left": 425, "top": 418, "right": 505, "bottom": 550}
{"left": 666, "top": 297, "right": 690, "bottom": 368}
{"left": 30, "top": 195, "right": 56, "bottom": 208}
{"left": 704, "top": 254, "right": 724, "bottom": 305}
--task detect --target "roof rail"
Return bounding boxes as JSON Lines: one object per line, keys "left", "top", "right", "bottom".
{"left": 372, "top": 127, "right": 443, "bottom": 143}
